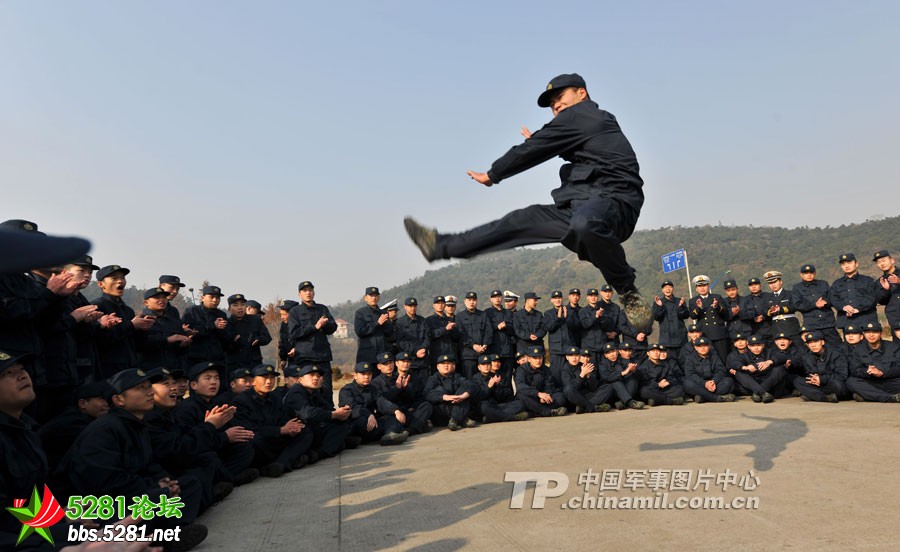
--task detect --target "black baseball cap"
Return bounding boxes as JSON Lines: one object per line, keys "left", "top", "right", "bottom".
{"left": 188, "top": 362, "right": 224, "bottom": 381}
{"left": 661, "top": 280, "right": 674, "bottom": 288}
{"left": 108, "top": 368, "right": 162, "bottom": 394}
{"left": 76, "top": 381, "right": 114, "bottom": 401}
{"left": 227, "top": 293, "right": 246, "bottom": 305}
{"left": 723, "top": 279, "right": 737, "bottom": 289}
{"left": 800, "top": 264, "right": 816, "bottom": 274}
{"left": 365, "top": 286, "right": 380, "bottom": 296}
{"left": 524, "top": 292, "right": 541, "bottom": 300}
{"left": 298, "top": 281, "right": 314, "bottom": 290}
{"left": 478, "top": 354, "right": 491, "bottom": 364}
{"left": 537, "top": 73, "right": 587, "bottom": 107}
{"left": 404, "top": 297, "right": 418, "bottom": 306}
{"left": 298, "top": 364, "right": 324, "bottom": 377}
{"left": 569, "top": 288, "right": 581, "bottom": 295}
{"left": 97, "top": 265, "right": 130, "bottom": 281}
{"left": 551, "top": 290, "right": 563, "bottom": 298}
{"left": 873, "top": 250, "right": 891, "bottom": 262}
{"left": 0, "top": 228, "right": 90, "bottom": 274}
{"left": 747, "top": 278, "right": 761, "bottom": 286}
{"left": 159, "top": 275, "right": 185, "bottom": 287}
{"left": 73, "top": 255, "right": 100, "bottom": 271}
{"left": 490, "top": 289, "right": 503, "bottom": 298}
{"left": 282, "top": 364, "right": 301, "bottom": 378}
{"left": 435, "top": 354, "right": 456, "bottom": 364}
{"left": 146, "top": 366, "right": 185, "bottom": 381}
{"left": 143, "top": 287, "right": 168, "bottom": 300}
{"left": 0, "top": 219, "right": 39, "bottom": 232}
{"left": 600, "top": 285, "right": 613, "bottom": 292}
{"left": 838, "top": 253, "right": 856, "bottom": 263}
{"left": 0, "top": 350, "right": 33, "bottom": 374}
{"left": 376, "top": 352, "right": 395, "bottom": 364}
{"left": 803, "top": 331, "right": 823, "bottom": 342}
{"left": 527, "top": 345, "right": 544, "bottom": 358}
{"left": 246, "top": 300, "right": 262, "bottom": 309}
{"left": 230, "top": 367, "right": 252, "bottom": 381}
{"left": 395, "top": 352, "right": 412, "bottom": 361}
{"left": 202, "top": 285, "right": 224, "bottom": 297}
{"left": 251, "top": 364, "right": 278, "bottom": 377}
{"left": 465, "top": 292, "right": 477, "bottom": 299}
{"left": 279, "top": 300, "right": 299, "bottom": 311}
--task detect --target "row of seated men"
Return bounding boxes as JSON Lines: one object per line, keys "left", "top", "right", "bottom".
{"left": 4, "top": 319, "right": 898, "bottom": 549}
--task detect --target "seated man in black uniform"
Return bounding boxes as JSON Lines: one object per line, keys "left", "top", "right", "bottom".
{"left": 145, "top": 367, "right": 233, "bottom": 512}
{"left": 735, "top": 336, "right": 787, "bottom": 403}
{"left": 173, "top": 362, "right": 258, "bottom": 486}
{"left": 215, "top": 366, "right": 253, "bottom": 406}
{"left": 424, "top": 354, "right": 476, "bottom": 430}
{"left": 845, "top": 322, "right": 900, "bottom": 403}
{"left": 39, "top": 381, "right": 112, "bottom": 473}
{"left": 682, "top": 337, "right": 736, "bottom": 404}
{"left": 516, "top": 346, "right": 568, "bottom": 417}
{"left": 1, "top": 351, "right": 73, "bottom": 551}
{"left": 469, "top": 354, "right": 528, "bottom": 422}
{"left": 339, "top": 361, "right": 408, "bottom": 445}
{"left": 65, "top": 368, "right": 208, "bottom": 547}
{"left": 232, "top": 364, "right": 314, "bottom": 476}
{"left": 793, "top": 331, "right": 848, "bottom": 403}
{"left": 404, "top": 73, "right": 652, "bottom": 331}
{"left": 561, "top": 346, "right": 612, "bottom": 414}
{"left": 284, "top": 364, "right": 354, "bottom": 459}
{"left": 637, "top": 344, "right": 685, "bottom": 406}
{"left": 598, "top": 342, "right": 645, "bottom": 410}
{"left": 372, "top": 352, "right": 434, "bottom": 434}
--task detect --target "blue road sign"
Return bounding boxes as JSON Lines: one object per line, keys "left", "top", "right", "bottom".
{"left": 662, "top": 249, "right": 686, "bottom": 274}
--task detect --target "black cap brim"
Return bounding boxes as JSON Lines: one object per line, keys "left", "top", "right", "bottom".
{"left": 0, "top": 231, "right": 91, "bottom": 274}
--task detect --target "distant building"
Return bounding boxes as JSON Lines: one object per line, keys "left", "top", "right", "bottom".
{"left": 335, "top": 318, "right": 351, "bottom": 339}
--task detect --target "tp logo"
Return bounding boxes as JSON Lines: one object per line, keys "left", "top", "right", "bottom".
{"left": 6, "top": 485, "right": 66, "bottom": 546}
{"left": 504, "top": 472, "right": 569, "bottom": 509}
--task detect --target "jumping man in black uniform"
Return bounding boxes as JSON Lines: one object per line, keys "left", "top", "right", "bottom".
{"left": 404, "top": 73, "right": 652, "bottom": 330}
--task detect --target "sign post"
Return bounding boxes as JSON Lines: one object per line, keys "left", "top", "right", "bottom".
{"left": 661, "top": 248, "right": 692, "bottom": 298}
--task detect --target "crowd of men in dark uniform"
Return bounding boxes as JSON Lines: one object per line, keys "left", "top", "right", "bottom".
{"left": 2, "top": 216, "right": 899, "bottom": 551}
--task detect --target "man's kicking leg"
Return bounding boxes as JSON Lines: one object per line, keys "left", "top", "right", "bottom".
{"left": 404, "top": 198, "right": 652, "bottom": 331}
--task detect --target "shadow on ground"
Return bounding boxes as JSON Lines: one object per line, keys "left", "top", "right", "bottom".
{"left": 638, "top": 414, "right": 808, "bottom": 470}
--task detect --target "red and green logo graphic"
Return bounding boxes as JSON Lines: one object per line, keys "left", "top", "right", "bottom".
{"left": 6, "top": 485, "right": 65, "bottom": 546}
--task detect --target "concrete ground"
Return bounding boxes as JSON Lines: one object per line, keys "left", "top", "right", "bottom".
{"left": 198, "top": 397, "right": 900, "bottom": 551}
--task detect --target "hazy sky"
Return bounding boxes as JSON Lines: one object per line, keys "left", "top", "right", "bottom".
{"left": 3, "top": 1, "right": 898, "bottom": 306}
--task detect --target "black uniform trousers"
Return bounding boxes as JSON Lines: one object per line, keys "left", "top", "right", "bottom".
{"left": 397, "top": 402, "right": 434, "bottom": 434}
{"left": 791, "top": 377, "right": 847, "bottom": 402}
{"left": 684, "top": 377, "right": 735, "bottom": 402}
{"left": 564, "top": 383, "right": 613, "bottom": 411}
{"left": 309, "top": 421, "right": 351, "bottom": 456}
{"left": 430, "top": 400, "right": 471, "bottom": 426}
{"left": 349, "top": 414, "right": 404, "bottom": 442}
{"left": 639, "top": 383, "right": 685, "bottom": 405}
{"left": 846, "top": 377, "right": 900, "bottom": 402}
{"left": 474, "top": 398, "right": 525, "bottom": 423}
{"left": 610, "top": 376, "right": 639, "bottom": 405}
{"left": 251, "top": 431, "right": 314, "bottom": 470}
{"left": 734, "top": 366, "right": 787, "bottom": 395}
{"left": 436, "top": 196, "right": 638, "bottom": 293}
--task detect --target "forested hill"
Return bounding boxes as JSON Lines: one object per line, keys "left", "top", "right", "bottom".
{"left": 330, "top": 215, "right": 899, "bottom": 320}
